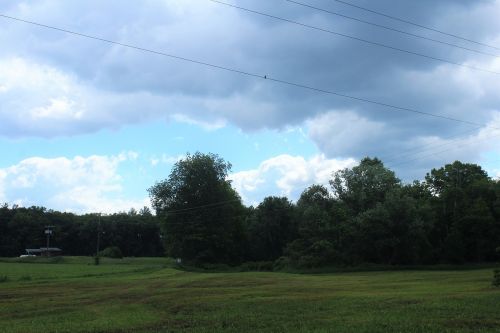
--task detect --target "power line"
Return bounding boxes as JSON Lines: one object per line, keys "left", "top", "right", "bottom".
{"left": 386, "top": 131, "right": 500, "bottom": 169}
{"left": 381, "top": 126, "right": 482, "bottom": 164}
{"left": 163, "top": 199, "right": 241, "bottom": 215}
{"left": 0, "top": 13, "right": 494, "bottom": 130}
{"left": 207, "top": 0, "right": 500, "bottom": 75}
{"left": 285, "top": 0, "right": 499, "bottom": 58}
{"left": 330, "top": 0, "right": 500, "bottom": 51}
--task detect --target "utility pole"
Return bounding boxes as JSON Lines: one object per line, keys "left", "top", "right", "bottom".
{"left": 453, "top": 166, "right": 460, "bottom": 223}
{"left": 44, "top": 226, "right": 55, "bottom": 257}
{"left": 95, "top": 213, "right": 101, "bottom": 265}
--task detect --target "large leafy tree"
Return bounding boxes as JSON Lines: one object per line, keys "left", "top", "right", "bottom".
{"left": 352, "top": 188, "right": 433, "bottom": 265}
{"left": 330, "top": 157, "right": 400, "bottom": 214}
{"left": 425, "top": 161, "right": 489, "bottom": 196}
{"left": 246, "top": 196, "right": 295, "bottom": 261}
{"left": 285, "top": 185, "right": 340, "bottom": 267}
{"left": 425, "top": 161, "right": 499, "bottom": 263}
{"left": 148, "top": 152, "right": 245, "bottom": 265}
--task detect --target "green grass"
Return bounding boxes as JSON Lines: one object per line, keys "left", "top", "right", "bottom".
{"left": 0, "top": 257, "right": 499, "bottom": 332}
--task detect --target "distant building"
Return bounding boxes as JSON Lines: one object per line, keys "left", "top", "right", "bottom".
{"left": 25, "top": 247, "right": 62, "bottom": 256}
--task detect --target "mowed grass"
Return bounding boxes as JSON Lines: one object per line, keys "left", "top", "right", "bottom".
{"left": 0, "top": 258, "right": 499, "bottom": 333}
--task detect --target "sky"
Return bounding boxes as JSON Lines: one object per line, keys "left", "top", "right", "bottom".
{"left": 0, "top": 0, "right": 500, "bottom": 213}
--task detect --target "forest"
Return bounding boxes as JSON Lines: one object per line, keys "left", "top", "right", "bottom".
{"left": 1, "top": 152, "right": 500, "bottom": 268}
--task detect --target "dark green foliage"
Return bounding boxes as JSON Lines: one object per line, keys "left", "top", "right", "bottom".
{"left": 273, "top": 256, "right": 291, "bottom": 271}
{"left": 99, "top": 246, "right": 123, "bottom": 259}
{"left": 1, "top": 157, "right": 499, "bottom": 270}
{"left": 239, "top": 261, "right": 274, "bottom": 272}
{"left": 286, "top": 185, "right": 343, "bottom": 267}
{"left": 424, "top": 162, "right": 500, "bottom": 263}
{"left": 149, "top": 152, "right": 246, "bottom": 265}
{"left": 0, "top": 206, "right": 164, "bottom": 258}
{"left": 493, "top": 269, "right": 500, "bottom": 287}
{"left": 0, "top": 276, "right": 8, "bottom": 283}
{"left": 330, "top": 157, "right": 400, "bottom": 213}
{"left": 246, "top": 196, "right": 296, "bottom": 261}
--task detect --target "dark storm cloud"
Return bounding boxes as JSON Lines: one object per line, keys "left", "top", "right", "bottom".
{"left": 0, "top": 0, "right": 499, "bottom": 176}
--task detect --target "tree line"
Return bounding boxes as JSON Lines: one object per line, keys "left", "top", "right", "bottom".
{"left": 149, "top": 153, "right": 500, "bottom": 268}
{"left": 1, "top": 152, "right": 500, "bottom": 268}
{"left": 0, "top": 206, "right": 163, "bottom": 257}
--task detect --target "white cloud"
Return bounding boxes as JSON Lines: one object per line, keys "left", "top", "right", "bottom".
{"left": 31, "top": 97, "right": 82, "bottom": 120}
{"left": 0, "top": 0, "right": 500, "bottom": 182}
{"left": 150, "top": 154, "right": 185, "bottom": 167}
{"left": 307, "top": 111, "right": 386, "bottom": 157}
{"left": 229, "top": 154, "right": 355, "bottom": 205}
{"left": 0, "top": 152, "right": 147, "bottom": 214}
{"left": 171, "top": 114, "right": 227, "bottom": 131}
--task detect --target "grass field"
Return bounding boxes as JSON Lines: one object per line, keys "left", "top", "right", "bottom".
{"left": 1, "top": 257, "right": 499, "bottom": 332}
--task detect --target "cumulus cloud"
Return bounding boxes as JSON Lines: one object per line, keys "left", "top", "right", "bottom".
{"left": 0, "top": 0, "right": 500, "bottom": 176}
{"left": 382, "top": 113, "right": 500, "bottom": 180}
{"left": 307, "top": 111, "right": 387, "bottom": 158}
{"left": 229, "top": 154, "right": 355, "bottom": 205}
{"left": 0, "top": 152, "right": 148, "bottom": 213}
{"left": 150, "top": 154, "right": 185, "bottom": 167}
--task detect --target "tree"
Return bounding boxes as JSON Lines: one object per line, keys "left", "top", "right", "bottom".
{"left": 330, "top": 157, "right": 400, "bottom": 214}
{"left": 284, "top": 185, "right": 340, "bottom": 267}
{"left": 247, "top": 196, "right": 295, "bottom": 261}
{"left": 425, "top": 161, "right": 489, "bottom": 196}
{"left": 425, "top": 161, "right": 499, "bottom": 263}
{"left": 148, "top": 152, "right": 245, "bottom": 265}
{"left": 351, "top": 188, "right": 433, "bottom": 265}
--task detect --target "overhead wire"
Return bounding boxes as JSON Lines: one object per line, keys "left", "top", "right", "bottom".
{"left": 380, "top": 126, "right": 482, "bottom": 164}
{"left": 0, "top": 13, "right": 494, "bottom": 130}
{"left": 1, "top": 11, "right": 497, "bottom": 195}
{"left": 162, "top": 199, "right": 242, "bottom": 215}
{"left": 330, "top": 0, "right": 500, "bottom": 51}
{"left": 206, "top": 0, "right": 500, "bottom": 75}
{"left": 386, "top": 131, "right": 500, "bottom": 169}
{"left": 284, "top": 0, "right": 499, "bottom": 58}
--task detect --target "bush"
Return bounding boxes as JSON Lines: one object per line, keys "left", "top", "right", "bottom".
{"left": 240, "top": 261, "right": 274, "bottom": 272}
{"left": 99, "top": 246, "right": 123, "bottom": 259}
{"left": 199, "top": 263, "right": 231, "bottom": 271}
{"left": 0, "top": 276, "right": 8, "bottom": 283}
{"left": 284, "top": 239, "right": 338, "bottom": 269}
{"left": 493, "top": 269, "right": 500, "bottom": 287}
{"left": 273, "top": 256, "right": 291, "bottom": 271}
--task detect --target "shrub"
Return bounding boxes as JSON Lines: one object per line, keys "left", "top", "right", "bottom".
{"left": 0, "top": 276, "right": 8, "bottom": 283}
{"left": 493, "top": 269, "right": 500, "bottom": 287}
{"left": 273, "top": 256, "right": 291, "bottom": 271}
{"left": 284, "top": 239, "right": 337, "bottom": 269}
{"left": 240, "top": 261, "right": 274, "bottom": 272}
{"left": 99, "top": 246, "right": 123, "bottom": 259}
{"left": 18, "top": 275, "right": 31, "bottom": 281}
{"left": 199, "top": 263, "right": 231, "bottom": 271}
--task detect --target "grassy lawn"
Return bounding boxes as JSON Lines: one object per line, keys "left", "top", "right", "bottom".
{"left": 0, "top": 257, "right": 499, "bottom": 332}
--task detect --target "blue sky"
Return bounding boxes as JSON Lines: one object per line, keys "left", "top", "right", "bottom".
{"left": 0, "top": 0, "right": 499, "bottom": 213}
